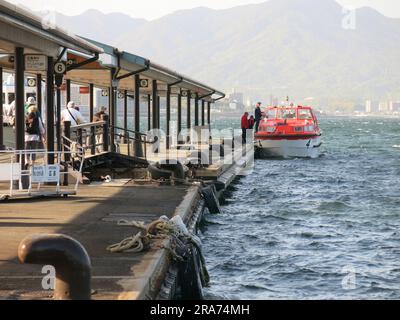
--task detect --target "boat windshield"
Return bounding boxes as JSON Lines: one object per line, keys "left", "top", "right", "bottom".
{"left": 266, "top": 109, "right": 276, "bottom": 119}
{"left": 298, "top": 109, "right": 313, "bottom": 120}
{"left": 277, "top": 108, "right": 297, "bottom": 119}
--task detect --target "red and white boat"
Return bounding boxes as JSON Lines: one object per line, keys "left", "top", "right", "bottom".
{"left": 255, "top": 105, "right": 322, "bottom": 158}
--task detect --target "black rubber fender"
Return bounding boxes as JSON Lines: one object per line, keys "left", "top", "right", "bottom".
{"left": 148, "top": 163, "right": 173, "bottom": 180}
{"left": 159, "top": 161, "right": 186, "bottom": 180}
{"left": 201, "top": 185, "right": 222, "bottom": 214}
{"left": 204, "top": 180, "right": 225, "bottom": 192}
{"left": 178, "top": 244, "right": 204, "bottom": 300}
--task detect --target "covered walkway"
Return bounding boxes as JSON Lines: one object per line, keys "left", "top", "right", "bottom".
{"left": 0, "top": 0, "right": 225, "bottom": 183}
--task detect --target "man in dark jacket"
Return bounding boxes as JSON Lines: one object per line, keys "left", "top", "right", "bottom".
{"left": 255, "top": 102, "right": 262, "bottom": 133}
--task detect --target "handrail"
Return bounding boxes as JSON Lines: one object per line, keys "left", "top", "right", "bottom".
{"left": 70, "top": 121, "right": 106, "bottom": 131}
{"left": 111, "top": 125, "right": 147, "bottom": 138}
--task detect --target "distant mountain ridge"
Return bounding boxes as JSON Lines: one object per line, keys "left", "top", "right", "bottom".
{"left": 41, "top": 0, "right": 400, "bottom": 107}
{"left": 45, "top": 9, "right": 147, "bottom": 45}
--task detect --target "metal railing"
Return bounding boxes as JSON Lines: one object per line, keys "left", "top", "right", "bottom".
{"left": 61, "top": 115, "right": 152, "bottom": 162}
{"left": 66, "top": 120, "right": 109, "bottom": 156}
{"left": 0, "top": 149, "right": 84, "bottom": 200}
{"left": 111, "top": 125, "right": 152, "bottom": 160}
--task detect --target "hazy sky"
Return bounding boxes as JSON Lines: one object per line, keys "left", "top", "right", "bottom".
{"left": 7, "top": 0, "right": 400, "bottom": 20}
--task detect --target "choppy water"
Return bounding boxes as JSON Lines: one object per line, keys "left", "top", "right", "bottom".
{"left": 201, "top": 116, "right": 400, "bottom": 300}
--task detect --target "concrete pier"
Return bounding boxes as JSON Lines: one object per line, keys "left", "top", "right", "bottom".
{"left": 0, "top": 182, "right": 202, "bottom": 300}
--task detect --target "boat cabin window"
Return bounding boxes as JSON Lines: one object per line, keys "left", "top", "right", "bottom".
{"left": 277, "top": 108, "right": 296, "bottom": 119}
{"left": 298, "top": 109, "right": 313, "bottom": 120}
{"left": 266, "top": 109, "right": 276, "bottom": 119}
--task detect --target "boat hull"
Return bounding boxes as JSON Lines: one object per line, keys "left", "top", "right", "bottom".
{"left": 255, "top": 135, "right": 322, "bottom": 159}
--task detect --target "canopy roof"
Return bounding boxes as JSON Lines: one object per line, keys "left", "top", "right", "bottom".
{"left": 69, "top": 38, "right": 225, "bottom": 102}
{"left": 0, "top": 0, "right": 224, "bottom": 102}
{"left": 0, "top": 0, "right": 102, "bottom": 58}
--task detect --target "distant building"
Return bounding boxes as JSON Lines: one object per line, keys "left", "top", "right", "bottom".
{"left": 229, "top": 102, "right": 238, "bottom": 110}
{"left": 228, "top": 88, "right": 242, "bottom": 103}
{"left": 228, "top": 88, "right": 244, "bottom": 111}
{"left": 365, "top": 100, "right": 379, "bottom": 113}
{"left": 365, "top": 100, "right": 372, "bottom": 113}
{"left": 379, "top": 101, "right": 389, "bottom": 113}
{"left": 390, "top": 101, "right": 400, "bottom": 112}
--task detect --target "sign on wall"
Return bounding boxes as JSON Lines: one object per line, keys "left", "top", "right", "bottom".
{"left": 31, "top": 165, "right": 60, "bottom": 183}
{"left": 140, "top": 79, "right": 149, "bottom": 88}
{"left": 27, "top": 78, "right": 37, "bottom": 87}
{"left": 79, "top": 87, "right": 90, "bottom": 94}
{"left": 25, "top": 54, "right": 47, "bottom": 71}
{"left": 54, "top": 61, "right": 67, "bottom": 75}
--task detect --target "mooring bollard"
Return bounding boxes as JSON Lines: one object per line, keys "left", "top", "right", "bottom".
{"left": 18, "top": 234, "right": 91, "bottom": 300}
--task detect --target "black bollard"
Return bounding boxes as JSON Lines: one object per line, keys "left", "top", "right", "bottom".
{"left": 18, "top": 234, "right": 91, "bottom": 300}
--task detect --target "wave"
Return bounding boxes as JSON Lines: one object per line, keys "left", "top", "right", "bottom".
{"left": 316, "top": 200, "right": 353, "bottom": 212}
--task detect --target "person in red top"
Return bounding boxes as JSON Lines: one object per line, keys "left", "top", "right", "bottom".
{"left": 241, "top": 112, "right": 249, "bottom": 144}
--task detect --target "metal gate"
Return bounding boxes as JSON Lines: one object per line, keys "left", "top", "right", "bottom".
{"left": 0, "top": 149, "right": 84, "bottom": 201}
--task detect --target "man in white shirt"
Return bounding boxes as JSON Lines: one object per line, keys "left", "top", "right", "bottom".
{"left": 6, "top": 100, "right": 16, "bottom": 127}
{"left": 61, "top": 101, "right": 86, "bottom": 126}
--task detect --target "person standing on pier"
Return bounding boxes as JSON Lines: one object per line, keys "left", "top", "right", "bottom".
{"left": 25, "top": 110, "right": 45, "bottom": 166}
{"left": 93, "top": 106, "right": 107, "bottom": 122}
{"left": 27, "top": 104, "right": 46, "bottom": 150}
{"left": 61, "top": 101, "right": 85, "bottom": 126}
{"left": 255, "top": 102, "right": 262, "bottom": 133}
{"left": 249, "top": 115, "right": 255, "bottom": 129}
{"left": 93, "top": 106, "right": 107, "bottom": 152}
{"left": 241, "top": 112, "right": 249, "bottom": 144}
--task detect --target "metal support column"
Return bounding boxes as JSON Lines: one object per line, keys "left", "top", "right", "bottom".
{"left": 152, "top": 80, "right": 158, "bottom": 129}
{"left": 15, "top": 47, "right": 25, "bottom": 153}
{"left": 147, "top": 94, "right": 151, "bottom": 131}
{"left": 0, "top": 67, "right": 4, "bottom": 150}
{"left": 66, "top": 79, "right": 71, "bottom": 104}
{"left": 134, "top": 75, "right": 140, "bottom": 134}
{"left": 166, "top": 85, "right": 171, "bottom": 149}
{"left": 89, "top": 84, "right": 94, "bottom": 122}
{"left": 207, "top": 101, "right": 211, "bottom": 125}
{"left": 187, "top": 91, "right": 191, "bottom": 129}
{"left": 89, "top": 84, "right": 95, "bottom": 155}
{"left": 36, "top": 74, "right": 42, "bottom": 115}
{"left": 56, "top": 86, "right": 61, "bottom": 151}
{"left": 109, "top": 68, "right": 117, "bottom": 152}
{"left": 201, "top": 100, "right": 205, "bottom": 126}
{"left": 157, "top": 96, "right": 161, "bottom": 130}
{"left": 63, "top": 121, "right": 71, "bottom": 186}
{"left": 177, "top": 93, "right": 182, "bottom": 142}
{"left": 123, "top": 89, "right": 128, "bottom": 142}
{"left": 134, "top": 74, "right": 143, "bottom": 157}
{"left": 46, "top": 56, "right": 55, "bottom": 164}
{"left": 194, "top": 93, "right": 199, "bottom": 126}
